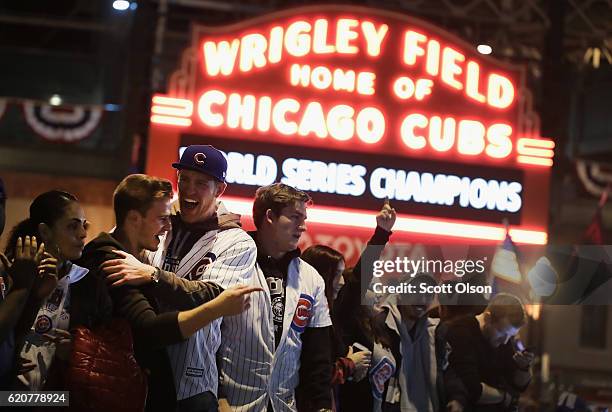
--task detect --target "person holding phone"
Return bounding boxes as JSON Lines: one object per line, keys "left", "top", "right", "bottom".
{"left": 445, "top": 293, "right": 534, "bottom": 412}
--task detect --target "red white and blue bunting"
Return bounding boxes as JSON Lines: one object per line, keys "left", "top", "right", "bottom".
{"left": 577, "top": 159, "right": 612, "bottom": 197}
{"left": 22, "top": 101, "right": 103, "bottom": 143}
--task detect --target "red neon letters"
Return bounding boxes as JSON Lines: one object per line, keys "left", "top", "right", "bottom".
{"left": 400, "top": 114, "right": 513, "bottom": 158}
{"left": 201, "top": 19, "right": 515, "bottom": 110}
{"left": 197, "top": 89, "right": 386, "bottom": 144}
{"left": 401, "top": 30, "right": 515, "bottom": 108}
{"left": 195, "top": 89, "right": 517, "bottom": 159}
{"left": 202, "top": 19, "right": 389, "bottom": 76}
{"left": 150, "top": 12, "right": 552, "bottom": 167}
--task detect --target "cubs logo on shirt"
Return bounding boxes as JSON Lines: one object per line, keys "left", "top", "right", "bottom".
{"left": 34, "top": 315, "right": 53, "bottom": 334}
{"left": 370, "top": 357, "right": 395, "bottom": 400}
{"left": 291, "top": 293, "right": 314, "bottom": 333}
{"left": 188, "top": 252, "right": 217, "bottom": 281}
{"left": 272, "top": 298, "right": 284, "bottom": 319}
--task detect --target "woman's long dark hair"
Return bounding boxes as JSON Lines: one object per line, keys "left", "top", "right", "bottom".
{"left": 4, "top": 190, "right": 78, "bottom": 260}
{"left": 302, "top": 245, "right": 345, "bottom": 311}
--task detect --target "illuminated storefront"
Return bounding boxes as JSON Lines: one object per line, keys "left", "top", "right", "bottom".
{"left": 146, "top": 5, "right": 554, "bottom": 262}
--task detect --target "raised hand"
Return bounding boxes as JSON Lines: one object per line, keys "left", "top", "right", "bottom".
{"left": 15, "top": 236, "right": 45, "bottom": 264}
{"left": 9, "top": 236, "right": 45, "bottom": 290}
{"left": 376, "top": 198, "right": 397, "bottom": 232}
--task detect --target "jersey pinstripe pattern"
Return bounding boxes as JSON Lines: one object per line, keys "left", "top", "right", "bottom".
{"left": 150, "top": 210, "right": 257, "bottom": 401}
{"left": 218, "top": 257, "right": 332, "bottom": 412}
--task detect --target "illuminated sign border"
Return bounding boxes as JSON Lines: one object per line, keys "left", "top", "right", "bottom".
{"left": 222, "top": 196, "right": 546, "bottom": 245}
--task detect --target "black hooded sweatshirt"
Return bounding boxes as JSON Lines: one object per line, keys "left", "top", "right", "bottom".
{"left": 77, "top": 232, "right": 222, "bottom": 411}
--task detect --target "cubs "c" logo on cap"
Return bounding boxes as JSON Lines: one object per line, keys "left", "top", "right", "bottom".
{"left": 291, "top": 293, "right": 314, "bottom": 333}
{"left": 194, "top": 153, "right": 206, "bottom": 164}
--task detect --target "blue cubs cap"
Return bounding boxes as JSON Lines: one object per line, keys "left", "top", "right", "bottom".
{"left": 172, "top": 145, "right": 227, "bottom": 182}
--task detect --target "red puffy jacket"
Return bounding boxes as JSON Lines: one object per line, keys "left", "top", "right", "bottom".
{"left": 63, "top": 318, "right": 147, "bottom": 412}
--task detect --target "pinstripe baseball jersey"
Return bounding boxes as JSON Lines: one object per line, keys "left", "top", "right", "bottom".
{"left": 150, "top": 203, "right": 257, "bottom": 401}
{"left": 218, "top": 256, "right": 332, "bottom": 412}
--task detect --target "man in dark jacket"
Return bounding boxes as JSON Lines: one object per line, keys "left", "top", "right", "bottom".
{"left": 445, "top": 293, "right": 534, "bottom": 412}
{"left": 99, "top": 147, "right": 260, "bottom": 412}
{"left": 77, "top": 174, "right": 259, "bottom": 411}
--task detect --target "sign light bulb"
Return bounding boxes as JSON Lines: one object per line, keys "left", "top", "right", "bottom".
{"left": 113, "top": 0, "right": 130, "bottom": 11}
{"left": 49, "top": 94, "right": 62, "bottom": 106}
{"left": 477, "top": 44, "right": 493, "bottom": 55}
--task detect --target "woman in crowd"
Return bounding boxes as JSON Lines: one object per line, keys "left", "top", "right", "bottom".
{"left": 300, "top": 244, "right": 371, "bottom": 407}
{"left": 301, "top": 200, "right": 396, "bottom": 410}
{"left": 4, "top": 190, "right": 112, "bottom": 390}
{"left": 0, "top": 178, "right": 45, "bottom": 387}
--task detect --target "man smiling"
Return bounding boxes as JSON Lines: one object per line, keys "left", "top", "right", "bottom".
{"left": 102, "top": 146, "right": 259, "bottom": 412}
{"left": 80, "top": 173, "right": 257, "bottom": 411}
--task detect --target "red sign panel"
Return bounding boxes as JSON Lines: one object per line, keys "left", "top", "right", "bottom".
{"left": 146, "top": 5, "right": 552, "bottom": 247}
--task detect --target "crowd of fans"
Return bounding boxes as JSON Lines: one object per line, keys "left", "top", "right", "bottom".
{"left": 0, "top": 145, "right": 538, "bottom": 412}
